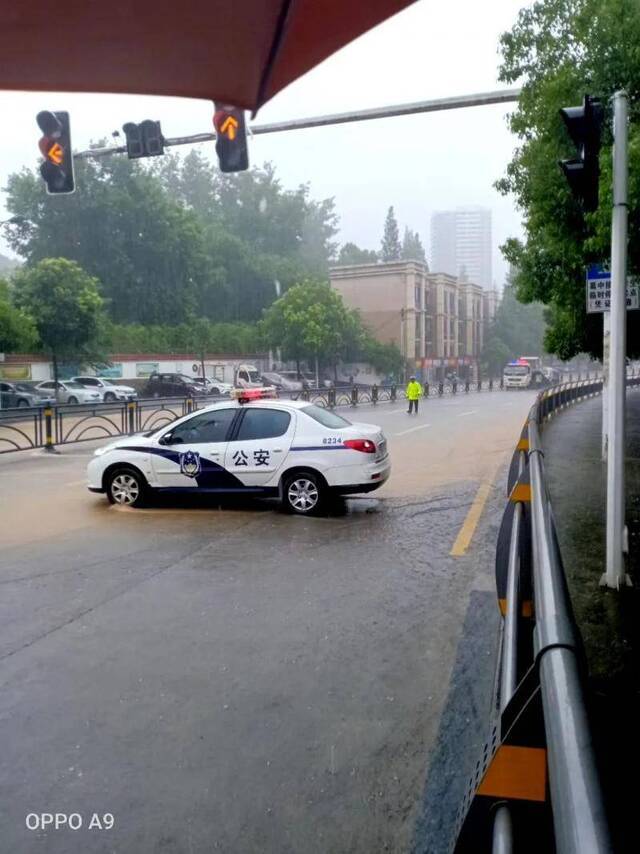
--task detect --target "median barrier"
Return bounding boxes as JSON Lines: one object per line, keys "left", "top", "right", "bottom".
{"left": 0, "top": 377, "right": 553, "bottom": 455}
{"left": 452, "top": 375, "right": 639, "bottom": 853}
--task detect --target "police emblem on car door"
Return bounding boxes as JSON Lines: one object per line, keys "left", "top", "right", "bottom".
{"left": 152, "top": 408, "right": 237, "bottom": 488}
{"left": 179, "top": 450, "right": 201, "bottom": 478}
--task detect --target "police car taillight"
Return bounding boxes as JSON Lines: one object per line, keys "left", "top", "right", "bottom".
{"left": 343, "top": 439, "right": 376, "bottom": 454}
{"left": 231, "top": 386, "right": 278, "bottom": 403}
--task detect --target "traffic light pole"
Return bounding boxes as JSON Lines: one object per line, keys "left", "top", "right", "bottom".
{"left": 602, "top": 90, "right": 630, "bottom": 589}
{"left": 73, "top": 88, "right": 521, "bottom": 161}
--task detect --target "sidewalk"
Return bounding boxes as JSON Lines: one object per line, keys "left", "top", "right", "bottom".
{"left": 542, "top": 389, "right": 640, "bottom": 852}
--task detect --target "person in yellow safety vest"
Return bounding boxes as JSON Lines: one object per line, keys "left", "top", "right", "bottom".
{"left": 406, "top": 375, "right": 423, "bottom": 415}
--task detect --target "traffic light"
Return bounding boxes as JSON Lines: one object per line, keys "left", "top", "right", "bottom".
{"left": 122, "top": 120, "right": 164, "bottom": 159}
{"left": 558, "top": 94, "right": 603, "bottom": 212}
{"left": 213, "top": 103, "right": 249, "bottom": 172}
{"left": 37, "top": 110, "right": 75, "bottom": 194}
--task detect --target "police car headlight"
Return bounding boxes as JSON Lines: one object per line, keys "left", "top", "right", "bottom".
{"left": 94, "top": 446, "right": 109, "bottom": 456}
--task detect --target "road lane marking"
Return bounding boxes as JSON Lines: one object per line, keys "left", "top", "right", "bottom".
{"left": 458, "top": 410, "right": 477, "bottom": 416}
{"left": 450, "top": 469, "right": 498, "bottom": 556}
{"left": 395, "top": 423, "right": 432, "bottom": 437}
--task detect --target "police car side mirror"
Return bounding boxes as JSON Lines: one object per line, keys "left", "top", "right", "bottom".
{"left": 159, "top": 433, "right": 174, "bottom": 445}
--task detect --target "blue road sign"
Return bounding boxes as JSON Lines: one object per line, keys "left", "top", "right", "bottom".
{"left": 586, "top": 264, "right": 639, "bottom": 313}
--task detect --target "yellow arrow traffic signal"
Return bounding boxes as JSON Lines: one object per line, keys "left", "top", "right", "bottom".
{"left": 47, "top": 141, "right": 64, "bottom": 165}
{"left": 220, "top": 115, "right": 238, "bottom": 141}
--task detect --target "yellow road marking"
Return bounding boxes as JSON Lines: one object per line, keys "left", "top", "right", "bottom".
{"left": 450, "top": 470, "right": 497, "bottom": 556}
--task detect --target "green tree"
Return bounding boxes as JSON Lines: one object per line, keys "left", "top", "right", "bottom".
{"left": 259, "top": 280, "right": 362, "bottom": 378}
{"left": 481, "top": 337, "right": 512, "bottom": 378}
{"left": 481, "top": 285, "right": 547, "bottom": 375}
{"left": 5, "top": 156, "right": 212, "bottom": 325}
{"left": 0, "top": 278, "right": 38, "bottom": 353}
{"left": 6, "top": 155, "right": 339, "bottom": 327}
{"left": 496, "top": 0, "right": 640, "bottom": 358}
{"left": 107, "top": 320, "right": 259, "bottom": 354}
{"left": 360, "top": 336, "right": 404, "bottom": 377}
{"left": 401, "top": 228, "right": 426, "bottom": 263}
{"left": 13, "top": 258, "right": 105, "bottom": 393}
{"left": 380, "top": 207, "right": 401, "bottom": 262}
{"left": 337, "top": 242, "right": 378, "bottom": 265}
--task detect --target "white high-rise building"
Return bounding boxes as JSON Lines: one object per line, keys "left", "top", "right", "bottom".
{"left": 430, "top": 206, "right": 492, "bottom": 288}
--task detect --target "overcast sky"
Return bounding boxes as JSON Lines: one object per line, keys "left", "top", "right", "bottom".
{"left": 0, "top": 0, "right": 531, "bottom": 286}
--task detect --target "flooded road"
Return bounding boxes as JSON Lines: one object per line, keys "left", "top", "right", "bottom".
{"left": 0, "top": 391, "right": 535, "bottom": 853}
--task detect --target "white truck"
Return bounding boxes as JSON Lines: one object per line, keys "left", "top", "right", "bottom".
{"left": 234, "top": 363, "right": 262, "bottom": 388}
{"left": 503, "top": 356, "right": 546, "bottom": 389}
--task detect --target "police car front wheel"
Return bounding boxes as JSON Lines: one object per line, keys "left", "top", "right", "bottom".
{"left": 106, "top": 467, "right": 147, "bottom": 508}
{"left": 283, "top": 471, "right": 325, "bottom": 515}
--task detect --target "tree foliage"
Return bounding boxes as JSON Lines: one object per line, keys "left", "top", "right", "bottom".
{"left": 0, "top": 277, "right": 38, "bottom": 353}
{"left": 107, "top": 320, "right": 260, "bottom": 354}
{"left": 259, "top": 279, "right": 403, "bottom": 376}
{"left": 496, "top": 0, "right": 640, "bottom": 358}
{"left": 4, "top": 153, "right": 339, "bottom": 326}
{"left": 259, "top": 281, "right": 357, "bottom": 370}
{"left": 13, "top": 259, "right": 105, "bottom": 366}
{"left": 401, "top": 228, "right": 426, "bottom": 263}
{"left": 481, "top": 285, "right": 547, "bottom": 375}
{"left": 337, "top": 242, "right": 378, "bottom": 265}
{"left": 380, "top": 206, "right": 401, "bottom": 262}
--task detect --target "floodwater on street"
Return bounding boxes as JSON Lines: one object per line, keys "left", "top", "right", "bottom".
{"left": 0, "top": 390, "right": 535, "bottom": 853}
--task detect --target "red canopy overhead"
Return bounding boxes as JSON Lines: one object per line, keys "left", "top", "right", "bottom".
{"left": 0, "top": 1, "right": 417, "bottom": 112}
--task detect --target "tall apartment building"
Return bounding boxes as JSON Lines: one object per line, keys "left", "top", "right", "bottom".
{"left": 330, "top": 261, "right": 499, "bottom": 381}
{"left": 430, "top": 206, "right": 492, "bottom": 289}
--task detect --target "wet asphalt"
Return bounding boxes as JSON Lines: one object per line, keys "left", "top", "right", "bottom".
{"left": 0, "top": 391, "right": 535, "bottom": 853}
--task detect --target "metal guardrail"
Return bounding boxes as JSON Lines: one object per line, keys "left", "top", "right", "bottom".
{"left": 0, "top": 376, "right": 532, "bottom": 455}
{"left": 452, "top": 376, "right": 640, "bottom": 853}
{"left": 0, "top": 371, "right": 607, "bottom": 455}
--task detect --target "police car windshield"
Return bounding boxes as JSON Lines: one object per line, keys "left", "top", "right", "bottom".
{"left": 302, "top": 405, "right": 351, "bottom": 429}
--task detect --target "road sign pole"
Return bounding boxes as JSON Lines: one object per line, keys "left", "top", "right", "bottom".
{"left": 602, "top": 311, "right": 609, "bottom": 460}
{"left": 602, "top": 90, "right": 629, "bottom": 589}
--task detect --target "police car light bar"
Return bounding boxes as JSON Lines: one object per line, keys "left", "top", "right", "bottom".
{"left": 232, "top": 386, "right": 278, "bottom": 403}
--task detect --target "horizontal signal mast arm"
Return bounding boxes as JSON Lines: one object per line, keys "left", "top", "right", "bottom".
{"left": 74, "top": 87, "right": 521, "bottom": 160}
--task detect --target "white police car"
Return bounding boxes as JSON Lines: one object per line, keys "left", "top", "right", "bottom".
{"left": 87, "top": 388, "right": 390, "bottom": 515}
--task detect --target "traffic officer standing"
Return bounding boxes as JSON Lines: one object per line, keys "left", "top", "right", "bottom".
{"left": 406, "top": 375, "right": 422, "bottom": 415}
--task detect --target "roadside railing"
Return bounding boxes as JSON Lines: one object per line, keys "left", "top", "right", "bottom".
{"left": 0, "top": 371, "right": 607, "bottom": 455}
{"left": 452, "top": 376, "right": 640, "bottom": 853}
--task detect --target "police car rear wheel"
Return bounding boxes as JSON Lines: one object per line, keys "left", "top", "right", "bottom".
{"left": 284, "top": 472, "right": 324, "bottom": 515}
{"left": 107, "top": 468, "right": 146, "bottom": 507}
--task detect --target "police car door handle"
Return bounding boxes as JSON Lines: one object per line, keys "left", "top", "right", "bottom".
{"left": 273, "top": 448, "right": 283, "bottom": 453}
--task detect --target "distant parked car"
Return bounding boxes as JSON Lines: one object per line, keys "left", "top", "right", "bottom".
{"left": 0, "top": 381, "right": 46, "bottom": 409}
{"left": 34, "top": 380, "right": 102, "bottom": 405}
{"left": 191, "top": 377, "right": 233, "bottom": 396}
{"left": 142, "top": 373, "right": 209, "bottom": 399}
{"left": 71, "top": 376, "right": 137, "bottom": 402}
